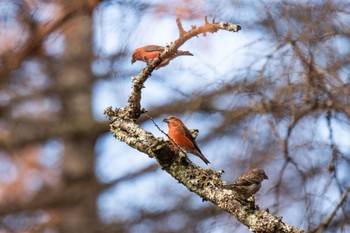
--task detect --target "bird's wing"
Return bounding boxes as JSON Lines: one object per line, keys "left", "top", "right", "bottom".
{"left": 182, "top": 126, "right": 203, "bottom": 154}
{"left": 183, "top": 126, "right": 195, "bottom": 140}
{"left": 233, "top": 178, "right": 256, "bottom": 187}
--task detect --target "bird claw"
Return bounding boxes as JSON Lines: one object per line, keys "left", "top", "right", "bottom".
{"left": 235, "top": 196, "right": 249, "bottom": 205}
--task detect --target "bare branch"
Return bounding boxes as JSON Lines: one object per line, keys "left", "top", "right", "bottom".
{"left": 310, "top": 187, "right": 350, "bottom": 233}
{"left": 127, "top": 18, "right": 241, "bottom": 119}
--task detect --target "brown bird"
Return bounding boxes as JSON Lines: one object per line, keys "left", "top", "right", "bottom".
{"left": 222, "top": 168, "right": 268, "bottom": 201}
{"left": 131, "top": 45, "right": 193, "bottom": 69}
{"left": 163, "top": 116, "right": 210, "bottom": 165}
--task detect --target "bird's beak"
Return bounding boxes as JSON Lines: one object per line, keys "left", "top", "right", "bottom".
{"left": 131, "top": 58, "right": 136, "bottom": 64}
{"left": 163, "top": 117, "right": 169, "bottom": 123}
{"left": 264, "top": 174, "right": 269, "bottom": 179}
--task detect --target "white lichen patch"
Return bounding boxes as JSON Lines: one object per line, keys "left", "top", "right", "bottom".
{"left": 218, "top": 22, "right": 241, "bottom": 32}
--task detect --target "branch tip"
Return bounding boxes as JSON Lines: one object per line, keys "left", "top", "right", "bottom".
{"left": 176, "top": 17, "right": 186, "bottom": 37}
{"left": 204, "top": 16, "right": 209, "bottom": 25}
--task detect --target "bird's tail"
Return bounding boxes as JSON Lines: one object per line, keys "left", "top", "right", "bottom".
{"left": 194, "top": 151, "right": 210, "bottom": 165}
{"left": 176, "top": 50, "right": 193, "bottom": 56}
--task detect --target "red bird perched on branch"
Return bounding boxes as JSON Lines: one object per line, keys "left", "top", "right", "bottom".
{"left": 131, "top": 45, "right": 193, "bottom": 69}
{"left": 163, "top": 116, "right": 210, "bottom": 165}
{"left": 222, "top": 168, "right": 268, "bottom": 201}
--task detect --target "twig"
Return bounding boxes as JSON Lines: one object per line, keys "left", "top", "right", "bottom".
{"left": 204, "top": 16, "right": 209, "bottom": 25}
{"left": 176, "top": 17, "right": 186, "bottom": 37}
{"left": 310, "top": 187, "right": 350, "bottom": 233}
{"left": 143, "top": 113, "right": 168, "bottom": 137}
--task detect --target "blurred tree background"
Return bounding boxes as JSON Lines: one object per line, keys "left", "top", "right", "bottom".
{"left": 1, "top": 0, "right": 350, "bottom": 232}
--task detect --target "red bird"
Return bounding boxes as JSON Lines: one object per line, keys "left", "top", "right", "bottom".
{"left": 131, "top": 45, "right": 193, "bottom": 69}
{"left": 222, "top": 168, "right": 268, "bottom": 201}
{"left": 163, "top": 116, "right": 210, "bottom": 165}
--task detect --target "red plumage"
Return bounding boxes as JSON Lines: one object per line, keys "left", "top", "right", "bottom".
{"left": 163, "top": 116, "right": 210, "bottom": 165}
{"left": 131, "top": 45, "right": 193, "bottom": 69}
